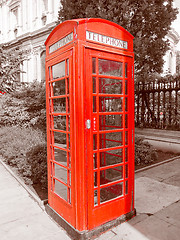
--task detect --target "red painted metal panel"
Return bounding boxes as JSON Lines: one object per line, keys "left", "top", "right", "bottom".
{"left": 85, "top": 49, "right": 134, "bottom": 229}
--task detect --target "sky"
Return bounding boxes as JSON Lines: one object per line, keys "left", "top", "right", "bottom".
{"left": 171, "top": 0, "right": 180, "bottom": 49}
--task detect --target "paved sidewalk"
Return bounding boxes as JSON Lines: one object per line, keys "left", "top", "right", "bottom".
{"left": 95, "top": 157, "right": 180, "bottom": 240}
{"left": 0, "top": 161, "right": 71, "bottom": 240}
{"left": 1, "top": 157, "right": 180, "bottom": 240}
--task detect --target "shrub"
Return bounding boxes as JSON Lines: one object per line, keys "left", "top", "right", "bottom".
{"left": 0, "top": 126, "right": 46, "bottom": 183}
{"left": 26, "top": 144, "right": 47, "bottom": 188}
{"left": 0, "top": 82, "right": 46, "bottom": 132}
{"left": 0, "top": 92, "right": 30, "bottom": 127}
{"left": 135, "top": 136, "right": 158, "bottom": 166}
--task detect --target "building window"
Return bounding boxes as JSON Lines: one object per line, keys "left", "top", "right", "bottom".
{"left": 169, "top": 51, "right": 173, "bottom": 73}
{"left": 9, "top": 0, "right": 20, "bottom": 35}
{"left": 42, "top": 0, "right": 48, "bottom": 12}
{"left": 41, "top": 51, "right": 46, "bottom": 82}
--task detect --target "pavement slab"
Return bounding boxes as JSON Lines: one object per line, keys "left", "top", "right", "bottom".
{"left": 154, "top": 200, "right": 180, "bottom": 228}
{"left": 136, "top": 159, "right": 180, "bottom": 182}
{"left": 162, "top": 173, "right": 180, "bottom": 187}
{"left": 134, "top": 215, "right": 180, "bottom": 240}
{"left": 110, "top": 221, "right": 149, "bottom": 240}
{"left": 0, "top": 212, "right": 71, "bottom": 240}
{"left": 135, "top": 176, "right": 180, "bottom": 214}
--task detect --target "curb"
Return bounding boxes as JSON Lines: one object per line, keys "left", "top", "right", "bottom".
{"left": 135, "top": 155, "right": 180, "bottom": 173}
{"left": 1, "top": 155, "right": 179, "bottom": 210}
{"left": 0, "top": 158, "right": 48, "bottom": 210}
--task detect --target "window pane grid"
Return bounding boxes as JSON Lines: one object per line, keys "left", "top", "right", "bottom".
{"left": 48, "top": 57, "right": 71, "bottom": 204}
{"left": 92, "top": 57, "right": 129, "bottom": 206}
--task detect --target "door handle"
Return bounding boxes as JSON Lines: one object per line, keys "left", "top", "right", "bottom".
{"left": 86, "top": 119, "right": 91, "bottom": 129}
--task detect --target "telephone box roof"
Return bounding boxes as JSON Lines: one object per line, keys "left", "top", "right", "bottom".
{"left": 45, "top": 18, "right": 134, "bottom": 46}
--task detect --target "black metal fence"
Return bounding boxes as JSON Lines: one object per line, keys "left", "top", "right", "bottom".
{"left": 135, "top": 77, "right": 180, "bottom": 130}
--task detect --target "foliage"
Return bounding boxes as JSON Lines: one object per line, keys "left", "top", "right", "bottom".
{"left": 57, "top": 0, "right": 178, "bottom": 81}
{"left": 135, "top": 136, "right": 158, "bottom": 165}
{"left": 0, "top": 46, "right": 24, "bottom": 93}
{"left": 0, "top": 82, "right": 46, "bottom": 132}
{"left": 26, "top": 144, "right": 47, "bottom": 188}
{"left": 0, "top": 126, "right": 46, "bottom": 184}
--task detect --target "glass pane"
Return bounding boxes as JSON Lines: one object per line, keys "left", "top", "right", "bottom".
{"left": 54, "top": 164, "right": 67, "bottom": 183}
{"left": 99, "top": 59, "right": 123, "bottom": 77}
{"left": 93, "top": 135, "right": 97, "bottom": 150}
{"left": 67, "top": 97, "right": 70, "bottom": 113}
{"left": 125, "top": 164, "right": 128, "bottom": 178}
{"left": 125, "top": 114, "right": 128, "bottom": 128}
{"left": 54, "top": 131, "right": 66, "bottom": 146}
{"left": 99, "top": 97, "right": 123, "bottom": 112}
{"left": 99, "top": 131, "right": 123, "bottom": 149}
{"left": 53, "top": 115, "right": 66, "bottom": 130}
{"left": 92, "top": 58, "right": 96, "bottom": 74}
{"left": 68, "top": 170, "right": 71, "bottom": 186}
{"left": 125, "top": 63, "right": 128, "bottom": 78}
{"left": 94, "top": 190, "right": 98, "bottom": 206}
{"left": 52, "top": 79, "right": 65, "bottom": 96}
{"left": 54, "top": 148, "right": 67, "bottom": 166}
{"left": 53, "top": 98, "right": 66, "bottom": 113}
{"left": 125, "top": 131, "right": 128, "bottom": 145}
{"left": 100, "top": 149, "right": 123, "bottom": 167}
{"left": 52, "top": 61, "right": 65, "bottom": 79}
{"left": 67, "top": 115, "right": 70, "bottom": 131}
{"left": 100, "top": 166, "right": 123, "bottom": 185}
{"left": 93, "top": 153, "right": 98, "bottom": 168}
{"left": 99, "top": 78, "right": 123, "bottom": 94}
{"left": 100, "top": 182, "right": 123, "bottom": 203}
{"left": 125, "top": 181, "right": 128, "bottom": 194}
{"left": 99, "top": 115, "right": 123, "bottom": 130}
{"left": 93, "top": 77, "right": 96, "bottom": 93}
{"left": 68, "top": 152, "right": 71, "bottom": 167}
{"left": 93, "top": 96, "right": 96, "bottom": 112}
{"left": 67, "top": 78, "right": 69, "bottom": 94}
{"left": 68, "top": 188, "right": 71, "bottom": 204}
{"left": 94, "top": 172, "right": 97, "bottom": 187}
{"left": 66, "top": 59, "right": 69, "bottom": 76}
{"left": 125, "top": 80, "right": 128, "bottom": 95}
{"left": 54, "top": 180, "right": 67, "bottom": 201}
{"left": 68, "top": 134, "right": 70, "bottom": 150}
{"left": 125, "top": 148, "right": 128, "bottom": 162}
{"left": 125, "top": 98, "right": 128, "bottom": 111}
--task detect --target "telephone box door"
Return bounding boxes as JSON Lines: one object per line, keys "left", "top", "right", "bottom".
{"left": 46, "top": 50, "right": 75, "bottom": 227}
{"left": 85, "top": 49, "right": 134, "bottom": 229}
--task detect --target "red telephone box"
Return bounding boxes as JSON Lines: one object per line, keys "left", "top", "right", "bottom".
{"left": 45, "top": 18, "right": 135, "bottom": 238}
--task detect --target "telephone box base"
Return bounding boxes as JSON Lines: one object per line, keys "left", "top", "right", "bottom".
{"left": 45, "top": 204, "right": 136, "bottom": 240}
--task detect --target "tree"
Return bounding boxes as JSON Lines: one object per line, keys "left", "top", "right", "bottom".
{"left": 0, "top": 45, "right": 24, "bottom": 92}
{"left": 57, "top": 0, "right": 178, "bottom": 81}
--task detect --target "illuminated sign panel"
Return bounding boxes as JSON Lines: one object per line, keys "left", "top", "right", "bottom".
{"left": 49, "top": 32, "right": 73, "bottom": 53}
{"left": 86, "top": 31, "right": 128, "bottom": 49}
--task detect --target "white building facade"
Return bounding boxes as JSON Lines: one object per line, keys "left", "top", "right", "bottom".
{"left": 163, "top": 28, "right": 180, "bottom": 76}
{"left": 1, "top": 1, "right": 180, "bottom": 83}
{"left": 0, "top": 0, "right": 60, "bottom": 82}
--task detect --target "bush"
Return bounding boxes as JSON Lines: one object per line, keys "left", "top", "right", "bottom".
{"left": 0, "top": 82, "right": 46, "bottom": 132}
{"left": 26, "top": 144, "right": 47, "bottom": 189}
{"left": 0, "top": 126, "right": 46, "bottom": 183}
{"left": 135, "top": 136, "right": 158, "bottom": 166}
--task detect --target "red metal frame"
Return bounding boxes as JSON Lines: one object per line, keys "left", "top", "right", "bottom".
{"left": 45, "top": 18, "right": 134, "bottom": 231}
{"left": 85, "top": 49, "right": 134, "bottom": 229}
